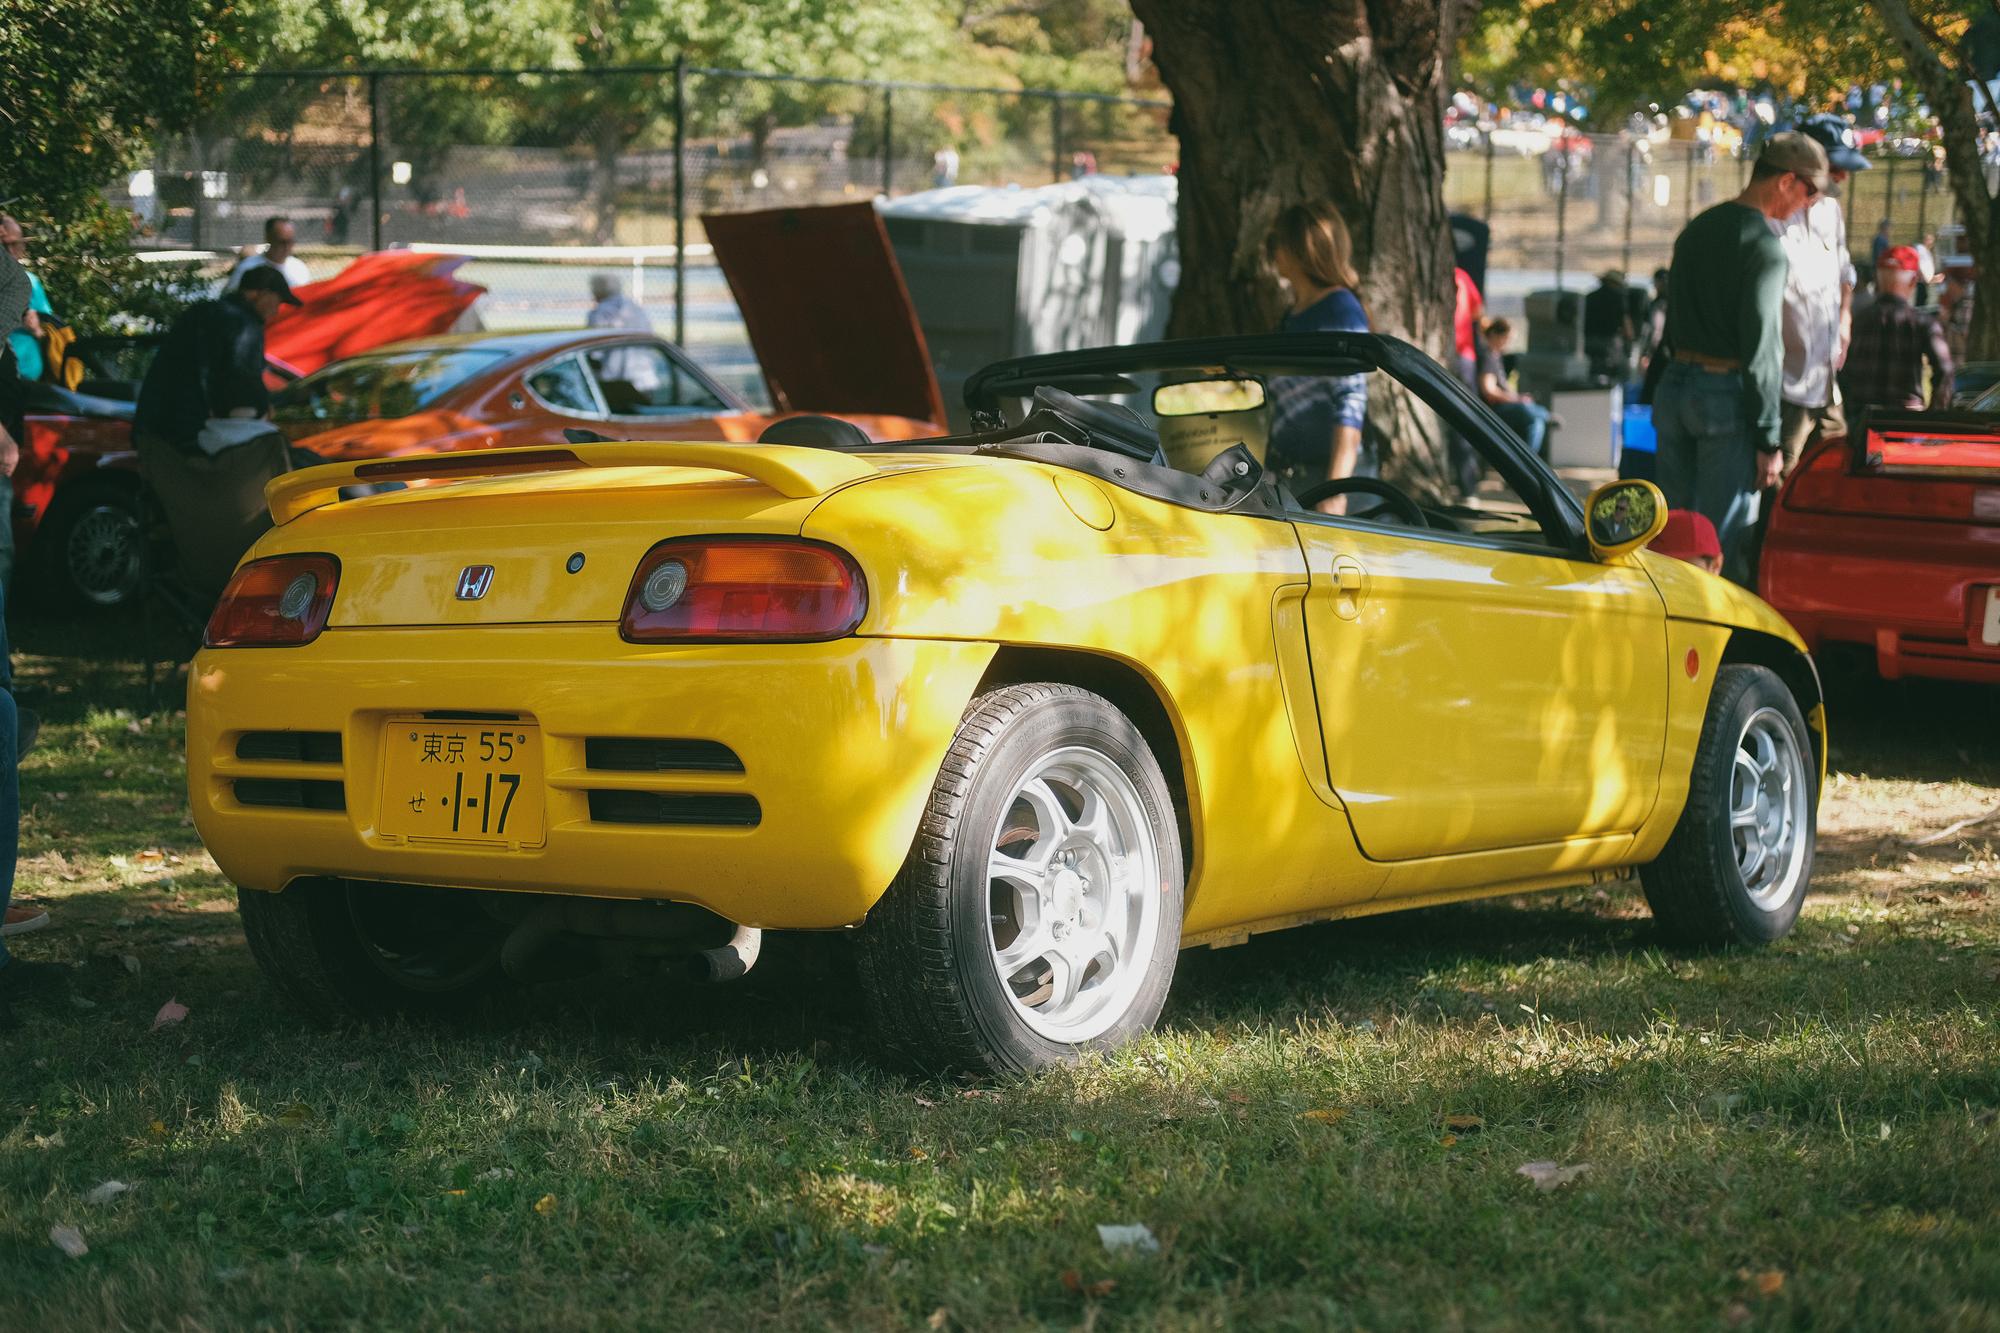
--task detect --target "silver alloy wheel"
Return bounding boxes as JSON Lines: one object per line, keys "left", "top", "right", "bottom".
{"left": 67, "top": 502, "right": 143, "bottom": 606}
{"left": 984, "top": 745, "right": 1163, "bottom": 1044}
{"left": 1730, "top": 707, "right": 1811, "bottom": 911}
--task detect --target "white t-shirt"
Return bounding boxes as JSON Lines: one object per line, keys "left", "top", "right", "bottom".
{"left": 227, "top": 252, "right": 313, "bottom": 292}
{"left": 1773, "top": 194, "right": 1856, "bottom": 409}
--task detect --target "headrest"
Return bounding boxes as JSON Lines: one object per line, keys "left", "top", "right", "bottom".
{"left": 755, "top": 414, "right": 871, "bottom": 450}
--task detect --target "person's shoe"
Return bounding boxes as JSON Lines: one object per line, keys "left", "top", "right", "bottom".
{"left": 1546, "top": 413, "right": 1567, "bottom": 430}
{"left": 1, "top": 902, "right": 49, "bottom": 937}
{"left": 0, "top": 957, "right": 77, "bottom": 1003}
{"left": 15, "top": 705, "right": 38, "bottom": 759}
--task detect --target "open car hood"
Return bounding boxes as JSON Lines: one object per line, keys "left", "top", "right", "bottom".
{"left": 264, "top": 251, "right": 486, "bottom": 379}
{"left": 702, "top": 202, "right": 945, "bottom": 427}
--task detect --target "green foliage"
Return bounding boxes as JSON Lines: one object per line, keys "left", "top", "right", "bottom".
{"left": 0, "top": 0, "right": 225, "bottom": 331}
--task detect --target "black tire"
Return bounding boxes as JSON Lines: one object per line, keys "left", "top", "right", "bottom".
{"left": 32, "top": 479, "right": 146, "bottom": 614}
{"left": 239, "top": 878, "right": 509, "bottom": 1022}
{"left": 1640, "top": 664, "right": 1817, "bottom": 946}
{"left": 856, "top": 683, "right": 1184, "bottom": 1075}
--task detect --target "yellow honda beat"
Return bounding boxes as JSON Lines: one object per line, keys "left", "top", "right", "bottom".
{"left": 188, "top": 334, "right": 1825, "bottom": 1074}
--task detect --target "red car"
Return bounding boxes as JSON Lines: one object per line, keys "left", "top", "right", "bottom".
{"left": 1760, "top": 413, "right": 2000, "bottom": 685}
{"left": 14, "top": 251, "right": 486, "bottom": 612}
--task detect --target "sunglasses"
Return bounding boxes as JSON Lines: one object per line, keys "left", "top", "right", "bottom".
{"left": 1794, "top": 173, "right": 1821, "bottom": 199}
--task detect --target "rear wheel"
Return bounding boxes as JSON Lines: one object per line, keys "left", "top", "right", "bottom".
{"left": 1641, "top": 664, "right": 1817, "bottom": 945}
{"left": 239, "top": 879, "right": 509, "bottom": 1022}
{"left": 857, "top": 683, "right": 1184, "bottom": 1074}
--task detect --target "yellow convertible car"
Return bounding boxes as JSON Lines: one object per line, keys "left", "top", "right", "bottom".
{"left": 188, "top": 334, "right": 1824, "bottom": 1074}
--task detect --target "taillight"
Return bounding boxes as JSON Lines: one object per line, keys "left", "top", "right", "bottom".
{"left": 620, "top": 538, "right": 865, "bottom": 643}
{"left": 204, "top": 554, "right": 340, "bottom": 648}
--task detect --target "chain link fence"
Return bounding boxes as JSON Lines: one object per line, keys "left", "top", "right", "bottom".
{"left": 1444, "top": 123, "right": 1974, "bottom": 315}
{"left": 113, "top": 65, "right": 1172, "bottom": 401}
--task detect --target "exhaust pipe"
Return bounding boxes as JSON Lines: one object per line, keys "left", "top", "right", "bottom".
{"left": 694, "top": 923, "right": 762, "bottom": 982}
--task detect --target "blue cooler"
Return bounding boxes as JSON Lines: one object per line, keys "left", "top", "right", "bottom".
{"left": 1618, "top": 402, "right": 1656, "bottom": 482}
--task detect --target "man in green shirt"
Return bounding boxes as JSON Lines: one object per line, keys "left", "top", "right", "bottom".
{"left": 1653, "top": 131, "right": 1828, "bottom": 585}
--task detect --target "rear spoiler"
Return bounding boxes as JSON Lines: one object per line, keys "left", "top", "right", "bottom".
{"left": 1848, "top": 409, "right": 2000, "bottom": 481}
{"left": 264, "top": 443, "right": 879, "bottom": 526}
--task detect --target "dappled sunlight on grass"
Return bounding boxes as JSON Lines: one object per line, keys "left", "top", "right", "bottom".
{"left": 3, "top": 620, "right": 1996, "bottom": 1328}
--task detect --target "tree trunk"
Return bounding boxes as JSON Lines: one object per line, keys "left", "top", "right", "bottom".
{"left": 1129, "top": 0, "right": 1460, "bottom": 493}
{"left": 591, "top": 117, "right": 623, "bottom": 245}
{"left": 1874, "top": 0, "right": 2000, "bottom": 360}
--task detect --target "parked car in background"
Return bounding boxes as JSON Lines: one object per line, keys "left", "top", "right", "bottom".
{"left": 188, "top": 332, "right": 1825, "bottom": 1074}
{"left": 273, "top": 328, "right": 939, "bottom": 464}
{"left": 1761, "top": 410, "right": 2000, "bottom": 685}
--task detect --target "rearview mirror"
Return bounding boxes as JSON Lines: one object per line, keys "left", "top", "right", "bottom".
{"left": 1153, "top": 377, "right": 1267, "bottom": 417}
{"left": 1584, "top": 479, "right": 1669, "bottom": 559}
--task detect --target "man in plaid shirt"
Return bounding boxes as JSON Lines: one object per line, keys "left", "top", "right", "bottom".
{"left": 1843, "top": 246, "right": 1953, "bottom": 412}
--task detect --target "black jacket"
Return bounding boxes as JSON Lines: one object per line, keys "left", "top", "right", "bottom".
{"left": 135, "top": 293, "right": 271, "bottom": 447}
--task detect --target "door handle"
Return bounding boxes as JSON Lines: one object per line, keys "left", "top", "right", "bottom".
{"left": 1330, "top": 555, "right": 1368, "bottom": 620}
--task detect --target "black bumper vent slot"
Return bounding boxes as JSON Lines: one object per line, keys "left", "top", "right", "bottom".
{"left": 587, "top": 791, "right": 760, "bottom": 827}
{"left": 234, "top": 778, "right": 346, "bottom": 811}
{"left": 585, "top": 738, "right": 744, "bottom": 774}
{"left": 236, "top": 731, "right": 343, "bottom": 764}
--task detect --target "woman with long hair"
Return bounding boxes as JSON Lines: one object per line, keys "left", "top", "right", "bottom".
{"left": 1265, "top": 202, "right": 1371, "bottom": 514}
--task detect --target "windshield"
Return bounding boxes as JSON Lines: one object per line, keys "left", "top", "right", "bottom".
{"left": 271, "top": 348, "right": 508, "bottom": 424}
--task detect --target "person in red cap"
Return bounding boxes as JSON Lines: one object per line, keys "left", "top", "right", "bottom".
{"left": 1653, "top": 508, "right": 1723, "bottom": 575}
{"left": 1842, "top": 245, "right": 1953, "bottom": 412}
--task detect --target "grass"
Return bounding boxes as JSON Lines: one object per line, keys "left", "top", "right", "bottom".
{"left": 4, "top": 617, "right": 1997, "bottom": 1330}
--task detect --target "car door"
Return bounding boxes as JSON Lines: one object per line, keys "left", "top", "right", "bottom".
{"left": 1290, "top": 381, "right": 1669, "bottom": 862}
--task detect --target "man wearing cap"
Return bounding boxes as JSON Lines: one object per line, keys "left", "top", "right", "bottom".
{"left": 1653, "top": 130, "right": 1827, "bottom": 585}
{"left": 134, "top": 264, "right": 308, "bottom": 598}
{"left": 136, "top": 264, "right": 300, "bottom": 456}
{"left": 1842, "top": 246, "right": 1953, "bottom": 412}
{"left": 1775, "top": 116, "right": 1866, "bottom": 467}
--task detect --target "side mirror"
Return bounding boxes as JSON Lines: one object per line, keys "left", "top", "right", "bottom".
{"left": 1153, "top": 377, "right": 1267, "bottom": 417}
{"left": 1584, "top": 479, "right": 1669, "bottom": 559}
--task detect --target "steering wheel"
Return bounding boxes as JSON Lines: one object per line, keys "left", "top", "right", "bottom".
{"left": 1293, "top": 476, "right": 1430, "bottom": 528}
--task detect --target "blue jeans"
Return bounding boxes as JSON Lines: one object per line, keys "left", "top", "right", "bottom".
{"left": 1652, "top": 361, "right": 1761, "bottom": 585}
{"left": 1491, "top": 399, "right": 1551, "bottom": 459}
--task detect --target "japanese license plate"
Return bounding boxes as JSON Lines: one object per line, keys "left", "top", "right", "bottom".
{"left": 378, "top": 718, "right": 544, "bottom": 845}
{"left": 1982, "top": 588, "right": 2000, "bottom": 648}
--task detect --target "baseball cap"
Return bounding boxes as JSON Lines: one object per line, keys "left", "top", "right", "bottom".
{"left": 1798, "top": 113, "right": 1871, "bottom": 173}
{"left": 236, "top": 263, "right": 302, "bottom": 306}
{"left": 1655, "top": 509, "right": 1721, "bottom": 564}
{"left": 1757, "top": 131, "right": 1830, "bottom": 192}
{"left": 1879, "top": 245, "right": 1922, "bottom": 273}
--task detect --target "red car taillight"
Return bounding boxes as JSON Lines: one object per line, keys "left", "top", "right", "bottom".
{"left": 204, "top": 554, "right": 340, "bottom": 648}
{"left": 1785, "top": 438, "right": 1994, "bottom": 522}
{"left": 620, "top": 539, "right": 866, "bottom": 643}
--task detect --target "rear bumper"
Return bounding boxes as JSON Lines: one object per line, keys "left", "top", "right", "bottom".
{"left": 187, "top": 628, "right": 996, "bottom": 927}
{"left": 1761, "top": 513, "right": 2000, "bottom": 685}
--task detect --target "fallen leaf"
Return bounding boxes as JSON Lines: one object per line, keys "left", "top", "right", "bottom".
{"left": 277, "top": 1103, "right": 313, "bottom": 1127}
{"left": 1756, "top": 1270, "right": 1785, "bottom": 1296}
{"left": 50, "top": 1224, "right": 88, "bottom": 1259}
{"left": 120, "top": 955, "right": 141, "bottom": 976}
{"left": 148, "top": 1120, "right": 167, "bottom": 1138}
{"left": 137, "top": 850, "right": 164, "bottom": 864}
{"left": 151, "top": 999, "right": 188, "bottom": 1031}
{"left": 32, "top": 1132, "right": 65, "bottom": 1149}
{"left": 1516, "top": 1161, "right": 1592, "bottom": 1191}
{"left": 85, "top": 1181, "right": 132, "bottom": 1206}
{"left": 1299, "top": 1108, "right": 1349, "bottom": 1124}
{"left": 441, "top": 1189, "right": 466, "bottom": 1197}
{"left": 1060, "top": 1269, "right": 1119, "bottom": 1298}
{"left": 1441, "top": 1134, "right": 1459, "bottom": 1148}
{"left": 1878, "top": 1122, "right": 1892, "bottom": 1141}
{"left": 1096, "top": 1222, "right": 1161, "bottom": 1255}
{"left": 1723, "top": 1300, "right": 1753, "bottom": 1327}
{"left": 915, "top": 1096, "right": 938, "bottom": 1108}
{"left": 927, "top": 1308, "right": 949, "bottom": 1330}
{"left": 1443, "top": 1114, "right": 1485, "bottom": 1132}
{"left": 534, "top": 1193, "right": 557, "bottom": 1215}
